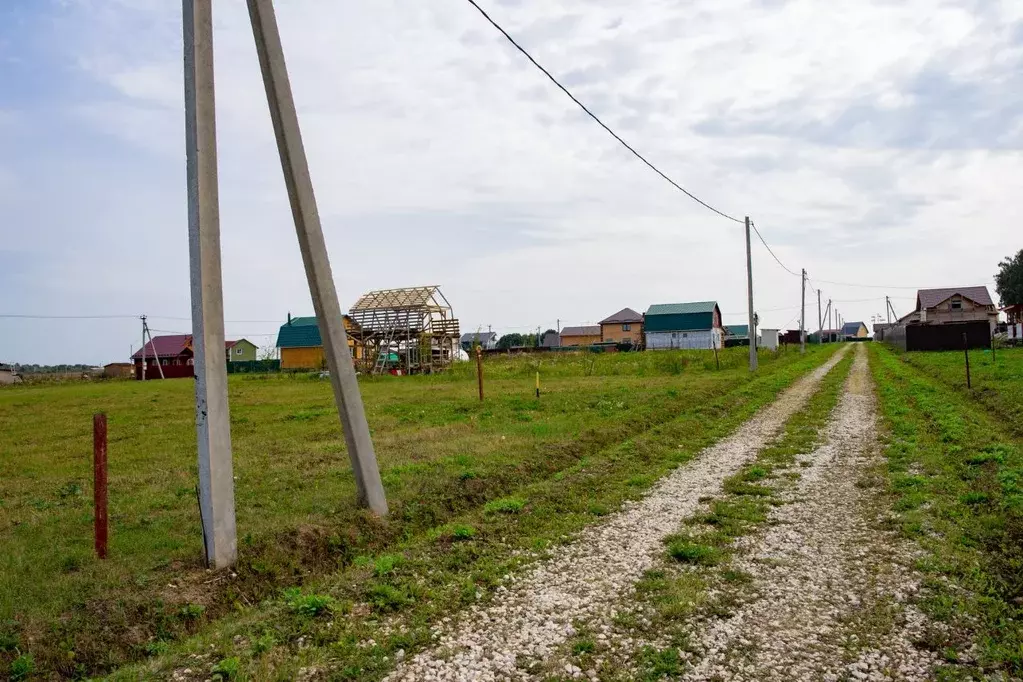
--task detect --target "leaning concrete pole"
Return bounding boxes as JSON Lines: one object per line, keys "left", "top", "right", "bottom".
{"left": 744, "top": 217, "right": 758, "bottom": 371}
{"left": 246, "top": 0, "right": 387, "bottom": 515}
{"left": 183, "top": 0, "right": 237, "bottom": 568}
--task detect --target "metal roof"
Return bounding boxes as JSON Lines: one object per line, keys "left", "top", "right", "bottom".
{"left": 600, "top": 307, "right": 643, "bottom": 324}
{"left": 646, "top": 301, "right": 718, "bottom": 316}
{"left": 842, "top": 321, "right": 867, "bottom": 335}
{"left": 917, "top": 286, "right": 994, "bottom": 309}
{"left": 131, "top": 334, "right": 240, "bottom": 359}
{"left": 459, "top": 332, "right": 497, "bottom": 343}
{"left": 560, "top": 325, "right": 601, "bottom": 337}
{"left": 725, "top": 324, "right": 749, "bottom": 336}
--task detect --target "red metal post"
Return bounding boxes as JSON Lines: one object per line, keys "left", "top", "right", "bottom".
{"left": 93, "top": 413, "right": 108, "bottom": 559}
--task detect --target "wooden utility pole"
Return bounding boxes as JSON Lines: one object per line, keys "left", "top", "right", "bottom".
{"left": 184, "top": 0, "right": 237, "bottom": 568}
{"left": 247, "top": 0, "right": 387, "bottom": 516}
{"left": 744, "top": 217, "right": 757, "bottom": 371}
{"left": 817, "top": 289, "right": 822, "bottom": 345}
{"left": 800, "top": 269, "right": 806, "bottom": 354}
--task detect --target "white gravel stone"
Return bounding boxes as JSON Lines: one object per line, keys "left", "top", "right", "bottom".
{"left": 384, "top": 348, "right": 851, "bottom": 681}
{"left": 681, "top": 345, "right": 940, "bottom": 681}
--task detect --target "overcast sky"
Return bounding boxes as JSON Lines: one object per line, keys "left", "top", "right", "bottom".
{"left": 2, "top": 0, "right": 1021, "bottom": 364}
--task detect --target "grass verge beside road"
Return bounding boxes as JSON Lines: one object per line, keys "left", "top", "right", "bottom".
{"left": 106, "top": 347, "right": 838, "bottom": 681}
{"left": 869, "top": 343, "right": 1023, "bottom": 678}
{"left": 0, "top": 347, "right": 831, "bottom": 679}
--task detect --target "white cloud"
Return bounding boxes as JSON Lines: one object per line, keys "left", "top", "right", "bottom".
{"left": 1, "top": 0, "right": 1021, "bottom": 362}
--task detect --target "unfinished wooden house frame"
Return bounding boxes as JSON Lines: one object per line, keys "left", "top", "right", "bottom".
{"left": 348, "top": 285, "right": 460, "bottom": 374}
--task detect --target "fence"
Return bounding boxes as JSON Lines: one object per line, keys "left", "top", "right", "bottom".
{"left": 226, "top": 359, "right": 282, "bottom": 374}
{"left": 879, "top": 321, "right": 991, "bottom": 352}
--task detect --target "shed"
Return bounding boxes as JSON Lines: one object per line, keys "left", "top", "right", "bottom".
{"left": 760, "top": 328, "right": 779, "bottom": 351}
{"left": 644, "top": 301, "right": 723, "bottom": 350}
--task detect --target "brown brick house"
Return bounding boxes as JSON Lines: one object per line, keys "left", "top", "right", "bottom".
{"left": 599, "top": 308, "right": 644, "bottom": 346}
{"left": 899, "top": 286, "right": 998, "bottom": 330}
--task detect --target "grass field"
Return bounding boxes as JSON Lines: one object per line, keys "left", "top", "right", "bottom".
{"left": 891, "top": 344, "right": 1023, "bottom": 435}
{"left": 869, "top": 344, "right": 1023, "bottom": 677}
{"left": 0, "top": 346, "right": 833, "bottom": 680}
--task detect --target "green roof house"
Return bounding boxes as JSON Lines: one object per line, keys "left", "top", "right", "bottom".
{"left": 276, "top": 314, "right": 364, "bottom": 369}
{"left": 644, "top": 301, "right": 723, "bottom": 350}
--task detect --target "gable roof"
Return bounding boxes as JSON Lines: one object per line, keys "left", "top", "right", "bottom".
{"left": 600, "top": 307, "right": 643, "bottom": 324}
{"left": 917, "top": 286, "right": 994, "bottom": 310}
{"left": 131, "top": 334, "right": 190, "bottom": 360}
{"left": 560, "top": 325, "right": 601, "bottom": 337}
{"left": 646, "top": 301, "right": 718, "bottom": 316}
{"left": 459, "top": 332, "right": 497, "bottom": 343}
{"left": 725, "top": 324, "right": 749, "bottom": 336}
{"left": 131, "top": 335, "right": 242, "bottom": 359}
{"left": 277, "top": 318, "right": 322, "bottom": 348}
{"left": 842, "top": 321, "right": 867, "bottom": 335}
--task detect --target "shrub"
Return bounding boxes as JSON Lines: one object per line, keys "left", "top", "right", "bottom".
{"left": 483, "top": 497, "right": 526, "bottom": 514}
{"left": 211, "top": 657, "right": 240, "bottom": 681}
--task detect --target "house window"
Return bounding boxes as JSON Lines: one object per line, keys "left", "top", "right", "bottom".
{"left": 236, "top": 347, "right": 244, "bottom": 355}
{"left": 622, "top": 323, "right": 631, "bottom": 332}
{"left": 187, "top": 359, "right": 194, "bottom": 366}
{"left": 682, "top": 333, "right": 688, "bottom": 338}
{"left": 951, "top": 298, "right": 962, "bottom": 311}
{"left": 161, "top": 359, "right": 168, "bottom": 366}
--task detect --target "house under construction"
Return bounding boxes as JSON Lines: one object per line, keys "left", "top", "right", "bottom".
{"left": 348, "top": 285, "right": 460, "bottom": 374}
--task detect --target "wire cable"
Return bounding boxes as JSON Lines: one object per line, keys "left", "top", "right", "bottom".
{"left": 464, "top": 0, "right": 743, "bottom": 224}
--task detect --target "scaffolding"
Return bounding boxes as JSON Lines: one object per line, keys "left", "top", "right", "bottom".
{"left": 348, "top": 285, "right": 460, "bottom": 374}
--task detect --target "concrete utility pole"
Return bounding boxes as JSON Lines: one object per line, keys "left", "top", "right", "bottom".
{"left": 886, "top": 295, "right": 891, "bottom": 325}
{"left": 140, "top": 316, "right": 146, "bottom": 382}
{"left": 817, "top": 289, "right": 823, "bottom": 344}
{"left": 247, "top": 0, "right": 387, "bottom": 515}
{"left": 183, "top": 0, "right": 237, "bottom": 568}
{"left": 744, "top": 217, "right": 757, "bottom": 371}
{"left": 800, "top": 268, "right": 807, "bottom": 354}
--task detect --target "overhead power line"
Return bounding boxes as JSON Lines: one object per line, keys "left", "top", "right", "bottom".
{"left": 464, "top": 0, "right": 743, "bottom": 224}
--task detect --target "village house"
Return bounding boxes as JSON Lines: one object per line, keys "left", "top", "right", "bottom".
{"left": 0, "top": 363, "right": 21, "bottom": 385}
{"left": 644, "top": 301, "right": 723, "bottom": 350}
{"left": 226, "top": 339, "right": 258, "bottom": 362}
{"left": 276, "top": 314, "right": 364, "bottom": 370}
{"left": 599, "top": 308, "right": 644, "bottom": 346}
{"left": 842, "top": 321, "right": 869, "bottom": 339}
{"left": 899, "top": 286, "right": 998, "bottom": 330}
{"left": 559, "top": 325, "right": 602, "bottom": 347}
{"left": 459, "top": 331, "right": 498, "bottom": 352}
{"left": 132, "top": 335, "right": 255, "bottom": 379}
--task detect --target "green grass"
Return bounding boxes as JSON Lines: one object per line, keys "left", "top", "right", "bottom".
{"left": 869, "top": 343, "right": 1023, "bottom": 676}
{"left": 893, "top": 345, "right": 1023, "bottom": 436}
{"left": 0, "top": 346, "right": 833, "bottom": 679}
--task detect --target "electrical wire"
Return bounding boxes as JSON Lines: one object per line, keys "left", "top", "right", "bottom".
{"left": 464, "top": 0, "right": 743, "bottom": 224}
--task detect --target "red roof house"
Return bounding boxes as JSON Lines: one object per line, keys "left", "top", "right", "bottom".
{"left": 132, "top": 334, "right": 240, "bottom": 380}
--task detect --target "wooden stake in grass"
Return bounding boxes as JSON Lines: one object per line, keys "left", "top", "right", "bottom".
{"left": 93, "top": 413, "right": 108, "bottom": 560}
{"left": 535, "top": 370, "right": 540, "bottom": 399}
{"left": 476, "top": 345, "right": 484, "bottom": 402}
{"left": 713, "top": 338, "right": 720, "bottom": 370}
{"left": 963, "top": 332, "right": 972, "bottom": 388}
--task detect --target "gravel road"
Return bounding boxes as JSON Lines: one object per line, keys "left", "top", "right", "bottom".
{"left": 680, "top": 344, "right": 939, "bottom": 681}
{"left": 385, "top": 348, "right": 850, "bottom": 682}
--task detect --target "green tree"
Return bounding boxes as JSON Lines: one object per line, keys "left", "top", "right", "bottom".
{"left": 497, "top": 333, "right": 525, "bottom": 349}
{"left": 995, "top": 249, "right": 1023, "bottom": 306}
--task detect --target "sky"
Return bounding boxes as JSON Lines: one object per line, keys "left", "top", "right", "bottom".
{"left": 1, "top": 0, "right": 1021, "bottom": 365}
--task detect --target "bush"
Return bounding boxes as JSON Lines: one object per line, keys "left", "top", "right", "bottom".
{"left": 10, "top": 654, "right": 34, "bottom": 680}
{"left": 483, "top": 497, "right": 526, "bottom": 514}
